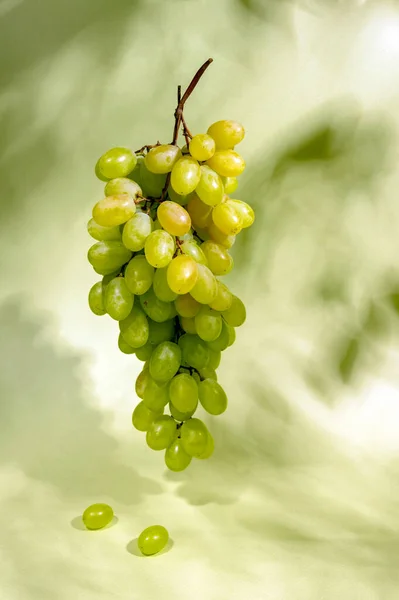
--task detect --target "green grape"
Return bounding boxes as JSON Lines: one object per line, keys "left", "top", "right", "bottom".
{"left": 168, "top": 373, "right": 198, "bottom": 413}
{"left": 138, "top": 525, "right": 169, "bottom": 556}
{"left": 195, "top": 306, "right": 222, "bottom": 342}
{"left": 92, "top": 194, "right": 136, "bottom": 227}
{"left": 149, "top": 341, "right": 181, "bottom": 383}
{"left": 191, "top": 371, "right": 201, "bottom": 385}
{"left": 226, "top": 323, "right": 236, "bottom": 346}
{"left": 179, "top": 316, "right": 197, "bottom": 334}
{"left": 132, "top": 401, "right": 161, "bottom": 432}
{"left": 189, "top": 133, "right": 216, "bottom": 162}
{"left": 95, "top": 160, "right": 109, "bottom": 182}
{"left": 104, "top": 177, "right": 142, "bottom": 199}
{"left": 124, "top": 255, "right": 154, "bottom": 295}
{"left": 122, "top": 212, "right": 152, "bottom": 252}
{"left": 168, "top": 186, "right": 189, "bottom": 206}
{"left": 200, "top": 240, "right": 233, "bottom": 276}
{"left": 187, "top": 193, "right": 212, "bottom": 228}
{"left": 178, "top": 334, "right": 210, "bottom": 370}
{"left": 88, "top": 241, "right": 132, "bottom": 275}
{"left": 135, "top": 342, "right": 154, "bottom": 362}
{"left": 197, "top": 431, "right": 214, "bottom": 459}
{"left": 140, "top": 161, "right": 167, "bottom": 196}
{"left": 140, "top": 288, "right": 176, "bottom": 322}
{"left": 157, "top": 201, "right": 191, "bottom": 236}
{"left": 96, "top": 147, "right": 137, "bottom": 180}
{"left": 222, "top": 295, "right": 246, "bottom": 327}
{"left": 180, "top": 418, "right": 208, "bottom": 457}
{"left": 146, "top": 415, "right": 176, "bottom": 450}
{"left": 88, "top": 281, "right": 106, "bottom": 316}
{"left": 221, "top": 176, "right": 238, "bottom": 195}
{"left": 206, "top": 320, "right": 230, "bottom": 352}
{"left": 104, "top": 276, "right": 134, "bottom": 321}
{"left": 189, "top": 264, "right": 217, "bottom": 304}
{"left": 144, "top": 230, "right": 175, "bottom": 268}
{"left": 153, "top": 267, "right": 178, "bottom": 302}
{"left": 207, "top": 221, "right": 236, "bottom": 249}
{"left": 165, "top": 438, "right": 192, "bottom": 471}
{"left": 119, "top": 305, "right": 149, "bottom": 348}
{"left": 135, "top": 367, "right": 151, "bottom": 399}
{"left": 127, "top": 155, "right": 143, "bottom": 186}
{"left": 170, "top": 156, "right": 201, "bottom": 196}
{"left": 207, "top": 150, "right": 245, "bottom": 178}
{"left": 167, "top": 255, "right": 198, "bottom": 295}
{"left": 147, "top": 318, "right": 175, "bottom": 346}
{"left": 195, "top": 165, "right": 224, "bottom": 207}
{"left": 212, "top": 200, "right": 242, "bottom": 236}
{"left": 229, "top": 199, "right": 255, "bottom": 228}
{"left": 208, "top": 348, "right": 221, "bottom": 369}
{"left": 145, "top": 145, "right": 182, "bottom": 174}
{"left": 87, "top": 218, "right": 122, "bottom": 242}
{"left": 82, "top": 503, "right": 114, "bottom": 530}
{"left": 198, "top": 366, "right": 217, "bottom": 381}
{"left": 174, "top": 294, "right": 201, "bottom": 318}
{"left": 207, "top": 120, "right": 245, "bottom": 149}
{"left": 180, "top": 240, "right": 208, "bottom": 265}
{"left": 143, "top": 376, "right": 169, "bottom": 412}
{"left": 118, "top": 333, "right": 135, "bottom": 354}
{"left": 209, "top": 280, "right": 233, "bottom": 311}
{"left": 169, "top": 401, "right": 196, "bottom": 421}
{"left": 199, "top": 379, "right": 227, "bottom": 415}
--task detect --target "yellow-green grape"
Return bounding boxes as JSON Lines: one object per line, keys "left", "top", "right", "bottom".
{"left": 119, "top": 305, "right": 149, "bottom": 348}
{"left": 221, "top": 176, "right": 238, "bottom": 195}
{"left": 104, "top": 277, "right": 134, "bottom": 321}
{"left": 174, "top": 294, "right": 201, "bottom": 318}
{"left": 88, "top": 241, "right": 132, "bottom": 275}
{"left": 195, "top": 165, "right": 225, "bottom": 207}
{"left": 135, "top": 342, "right": 154, "bottom": 362}
{"left": 200, "top": 240, "right": 233, "bottom": 276}
{"left": 199, "top": 379, "right": 228, "bottom": 415}
{"left": 157, "top": 201, "right": 191, "bottom": 236}
{"left": 88, "top": 281, "right": 106, "bottom": 316}
{"left": 207, "top": 221, "right": 236, "bottom": 249}
{"left": 144, "top": 230, "right": 175, "bottom": 268}
{"left": 118, "top": 333, "right": 135, "bottom": 354}
{"left": 165, "top": 438, "right": 192, "bottom": 472}
{"left": 170, "top": 156, "right": 201, "bottom": 196}
{"left": 212, "top": 200, "right": 242, "bottom": 236}
{"left": 208, "top": 350, "right": 221, "bottom": 371}
{"left": 229, "top": 199, "right": 255, "bottom": 228}
{"left": 197, "top": 431, "right": 215, "bottom": 459}
{"left": 169, "top": 401, "right": 196, "bottom": 421}
{"left": 209, "top": 280, "right": 233, "bottom": 312}
{"left": 143, "top": 376, "right": 169, "bottom": 412}
{"left": 178, "top": 334, "right": 210, "bottom": 370}
{"left": 180, "top": 316, "right": 197, "bottom": 334}
{"left": 132, "top": 401, "right": 162, "bottom": 432}
{"left": 186, "top": 193, "right": 213, "bottom": 228}
{"left": 207, "top": 320, "right": 230, "bottom": 352}
{"left": 195, "top": 306, "right": 223, "bottom": 342}
{"left": 190, "top": 264, "right": 217, "bottom": 304}
{"left": 207, "top": 150, "right": 245, "bottom": 178}
{"left": 222, "top": 295, "right": 246, "bottom": 327}
{"left": 180, "top": 240, "right": 207, "bottom": 265}
{"left": 95, "top": 161, "right": 109, "bottom": 182}
{"left": 149, "top": 341, "right": 181, "bottom": 383}
{"left": 144, "top": 145, "right": 182, "bottom": 174}
{"left": 138, "top": 525, "right": 169, "bottom": 556}
{"left": 168, "top": 185, "right": 189, "bottom": 206}
{"left": 207, "top": 120, "right": 245, "bottom": 150}
{"left": 167, "top": 255, "right": 198, "bottom": 295}
{"left": 93, "top": 194, "right": 136, "bottom": 227}
{"left": 140, "top": 287, "right": 176, "bottom": 322}
{"left": 198, "top": 366, "right": 217, "bottom": 381}
{"left": 82, "top": 503, "right": 114, "bottom": 530}
{"left": 87, "top": 218, "right": 122, "bottom": 242}
{"left": 140, "top": 161, "right": 167, "bottom": 196}
{"left": 146, "top": 415, "right": 176, "bottom": 450}
{"left": 153, "top": 267, "right": 178, "bottom": 302}
{"left": 96, "top": 147, "right": 137, "bottom": 180}
{"left": 128, "top": 154, "right": 144, "bottom": 186}
{"left": 180, "top": 418, "right": 208, "bottom": 457}
{"left": 169, "top": 373, "right": 198, "bottom": 413}
{"left": 147, "top": 318, "right": 175, "bottom": 346}
{"left": 124, "top": 255, "right": 154, "bottom": 295}
{"left": 122, "top": 212, "right": 152, "bottom": 251}
{"left": 189, "top": 133, "right": 216, "bottom": 162}
{"left": 135, "top": 367, "right": 151, "bottom": 399}
{"left": 104, "top": 177, "right": 142, "bottom": 199}
{"left": 227, "top": 323, "right": 236, "bottom": 346}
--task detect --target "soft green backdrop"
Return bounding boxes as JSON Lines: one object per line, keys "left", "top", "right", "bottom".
{"left": 1, "top": 1, "right": 399, "bottom": 599}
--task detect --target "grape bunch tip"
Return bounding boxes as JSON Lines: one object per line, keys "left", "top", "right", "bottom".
{"left": 87, "top": 58, "right": 255, "bottom": 473}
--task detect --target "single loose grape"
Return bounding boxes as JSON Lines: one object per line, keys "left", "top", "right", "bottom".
{"left": 178, "top": 334, "right": 210, "bottom": 370}
{"left": 170, "top": 156, "right": 201, "bottom": 196}
{"left": 209, "top": 280, "right": 233, "bottom": 312}
{"left": 119, "top": 305, "right": 149, "bottom": 348}
{"left": 195, "top": 306, "right": 223, "bottom": 342}
{"left": 189, "top": 134, "right": 216, "bottom": 162}
{"left": 140, "top": 161, "right": 168, "bottom": 196}
{"left": 143, "top": 376, "right": 170, "bottom": 412}
{"left": 222, "top": 295, "right": 246, "bottom": 327}
{"left": 145, "top": 230, "right": 175, "bottom": 268}
{"left": 135, "top": 342, "right": 154, "bottom": 362}
{"left": 124, "top": 255, "right": 154, "bottom": 295}
{"left": 132, "top": 401, "right": 162, "bottom": 432}
{"left": 122, "top": 212, "right": 153, "bottom": 252}
{"left": 168, "top": 185, "right": 189, "bottom": 206}
{"left": 207, "top": 221, "right": 236, "bottom": 249}
{"left": 201, "top": 240, "right": 233, "bottom": 276}
{"left": 207, "top": 150, "right": 245, "bottom": 178}
{"left": 197, "top": 431, "right": 215, "bottom": 459}
{"left": 88, "top": 241, "right": 132, "bottom": 275}
{"left": 157, "top": 201, "right": 191, "bottom": 236}
{"left": 145, "top": 145, "right": 182, "bottom": 174}
{"left": 195, "top": 165, "right": 224, "bottom": 207}
{"left": 206, "top": 320, "right": 231, "bottom": 352}
{"left": 149, "top": 341, "right": 181, "bottom": 383}
{"left": 135, "top": 367, "right": 151, "bottom": 399}
{"left": 138, "top": 525, "right": 169, "bottom": 556}
{"left": 146, "top": 415, "right": 176, "bottom": 450}
{"left": 87, "top": 218, "right": 122, "bottom": 242}
{"left": 153, "top": 267, "right": 178, "bottom": 302}
{"left": 82, "top": 503, "right": 114, "bottom": 530}
{"left": 118, "top": 333, "right": 135, "bottom": 354}
{"left": 93, "top": 194, "right": 136, "bottom": 228}
{"left": 207, "top": 120, "right": 245, "bottom": 150}
{"left": 179, "top": 316, "right": 197, "bottom": 334}
{"left": 180, "top": 240, "right": 208, "bottom": 265}
{"left": 165, "top": 438, "right": 192, "bottom": 472}
{"left": 140, "top": 288, "right": 176, "bottom": 322}
{"left": 208, "top": 348, "right": 221, "bottom": 369}
{"left": 180, "top": 418, "right": 208, "bottom": 457}
{"left": 174, "top": 294, "right": 201, "bottom": 318}
{"left": 229, "top": 199, "right": 255, "bottom": 228}
{"left": 96, "top": 147, "right": 137, "bottom": 180}
{"left": 88, "top": 281, "right": 106, "bottom": 316}
{"left": 169, "top": 401, "right": 197, "bottom": 421}
{"left": 147, "top": 318, "right": 175, "bottom": 346}
{"left": 169, "top": 373, "right": 198, "bottom": 413}
{"left": 190, "top": 264, "right": 217, "bottom": 304}
{"left": 167, "top": 255, "right": 198, "bottom": 295}
{"left": 221, "top": 176, "right": 238, "bottom": 195}
{"left": 105, "top": 277, "right": 134, "bottom": 321}
{"left": 199, "top": 379, "right": 228, "bottom": 415}
{"left": 104, "top": 177, "right": 142, "bottom": 199}
{"left": 187, "top": 193, "right": 213, "bottom": 228}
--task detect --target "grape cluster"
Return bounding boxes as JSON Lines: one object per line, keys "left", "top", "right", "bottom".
{"left": 87, "top": 119, "right": 254, "bottom": 472}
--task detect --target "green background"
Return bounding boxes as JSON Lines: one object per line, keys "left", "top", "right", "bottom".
{"left": 1, "top": 1, "right": 399, "bottom": 598}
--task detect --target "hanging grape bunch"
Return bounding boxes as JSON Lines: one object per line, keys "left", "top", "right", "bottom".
{"left": 87, "top": 59, "right": 254, "bottom": 472}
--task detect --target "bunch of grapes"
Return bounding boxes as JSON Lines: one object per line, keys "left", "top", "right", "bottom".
{"left": 86, "top": 60, "right": 254, "bottom": 472}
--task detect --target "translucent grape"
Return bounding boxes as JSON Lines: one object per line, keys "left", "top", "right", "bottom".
{"left": 227, "top": 323, "right": 236, "bottom": 346}
{"left": 190, "top": 264, "right": 217, "bottom": 304}
{"left": 174, "top": 294, "right": 201, "bottom": 318}
{"left": 180, "top": 240, "right": 207, "bottom": 265}
{"left": 135, "top": 342, "right": 154, "bottom": 362}
{"left": 207, "top": 221, "right": 236, "bottom": 249}
{"left": 169, "top": 373, "right": 198, "bottom": 413}
{"left": 187, "top": 193, "right": 212, "bottom": 228}
{"left": 198, "top": 366, "right": 217, "bottom": 381}
{"left": 222, "top": 295, "right": 246, "bottom": 327}
{"left": 140, "top": 288, "right": 176, "bottom": 322}
{"left": 105, "top": 277, "right": 134, "bottom": 321}
{"left": 119, "top": 305, "right": 149, "bottom": 348}
{"left": 87, "top": 218, "right": 122, "bottom": 242}
{"left": 206, "top": 320, "right": 230, "bottom": 352}
{"left": 201, "top": 240, "right": 233, "bottom": 276}
{"left": 143, "top": 377, "right": 169, "bottom": 413}
{"left": 167, "top": 255, "right": 198, "bottom": 295}
{"left": 170, "top": 156, "right": 201, "bottom": 196}
{"left": 144, "top": 230, "right": 175, "bottom": 268}
{"left": 147, "top": 318, "right": 175, "bottom": 346}
{"left": 157, "top": 201, "right": 191, "bottom": 236}
{"left": 197, "top": 431, "right": 215, "bottom": 460}
{"left": 209, "top": 280, "right": 233, "bottom": 312}
{"left": 221, "top": 176, "right": 238, "bottom": 194}
{"left": 104, "top": 177, "right": 142, "bottom": 199}
{"left": 153, "top": 267, "right": 178, "bottom": 302}
{"left": 207, "top": 150, "right": 245, "bottom": 178}
{"left": 138, "top": 525, "right": 169, "bottom": 556}
{"left": 199, "top": 379, "right": 228, "bottom": 415}
{"left": 195, "top": 306, "right": 222, "bottom": 342}
{"left": 195, "top": 165, "right": 224, "bottom": 207}
{"left": 88, "top": 281, "right": 106, "bottom": 316}
{"left": 122, "top": 212, "right": 152, "bottom": 252}
{"left": 124, "top": 255, "right": 154, "bottom": 295}
{"left": 149, "top": 341, "right": 181, "bottom": 383}
{"left": 144, "top": 145, "right": 182, "bottom": 174}
{"left": 132, "top": 401, "right": 162, "bottom": 432}
{"left": 180, "top": 316, "right": 197, "bottom": 334}
{"left": 168, "top": 186, "right": 189, "bottom": 206}
{"left": 92, "top": 194, "right": 136, "bottom": 228}
{"left": 189, "top": 133, "right": 216, "bottom": 162}
{"left": 208, "top": 348, "right": 221, "bottom": 369}
{"left": 180, "top": 418, "right": 208, "bottom": 457}
{"left": 96, "top": 147, "right": 137, "bottom": 180}
{"left": 178, "top": 334, "right": 210, "bottom": 370}
{"left": 82, "top": 503, "right": 114, "bottom": 530}
{"left": 140, "top": 161, "right": 167, "bottom": 196}
{"left": 165, "top": 438, "right": 192, "bottom": 472}
{"left": 169, "top": 401, "right": 196, "bottom": 421}
{"left": 135, "top": 367, "right": 151, "bottom": 399}
{"left": 229, "top": 199, "right": 255, "bottom": 228}
{"left": 146, "top": 415, "right": 176, "bottom": 450}
{"left": 207, "top": 120, "right": 245, "bottom": 150}
{"left": 88, "top": 241, "right": 132, "bottom": 275}
{"left": 212, "top": 200, "right": 242, "bottom": 235}
{"left": 95, "top": 161, "right": 109, "bottom": 182}
{"left": 118, "top": 333, "right": 135, "bottom": 354}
